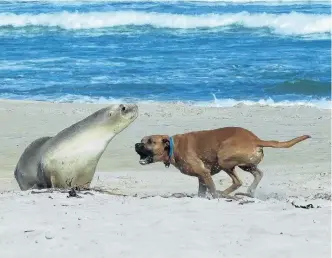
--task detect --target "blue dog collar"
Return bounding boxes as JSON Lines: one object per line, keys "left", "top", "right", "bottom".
{"left": 169, "top": 137, "right": 174, "bottom": 158}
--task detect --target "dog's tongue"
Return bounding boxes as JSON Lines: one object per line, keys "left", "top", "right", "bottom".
{"left": 139, "top": 155, "right": 151, "bottom": 165}
{"left": 139, "top": 159, "right": 148, "bottom": 165}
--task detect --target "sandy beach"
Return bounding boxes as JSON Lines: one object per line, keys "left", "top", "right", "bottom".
{"left": 0, "top": 99, "right": 331, "bottom": 257}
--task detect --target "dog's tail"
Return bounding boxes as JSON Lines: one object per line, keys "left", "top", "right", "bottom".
{"left": 256, "top": 135, "right": 311, "bottom": 148}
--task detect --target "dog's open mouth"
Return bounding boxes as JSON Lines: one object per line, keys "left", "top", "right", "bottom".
{"left": 138, "top": 154, "right": 153, "bottom": 165}
{"left": 135, "top": 143, "right": 153, "bottom": 165}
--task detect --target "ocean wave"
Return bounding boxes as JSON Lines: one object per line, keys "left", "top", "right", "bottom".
{"left": 56, "top": 95, "right": 332, "bottom": 109}
{"left": 3, "top": 0, "right": 330, "bottom": 4}
{"left": 202, "top": 96, "right": 331, "bottom": 109}
{"left": 0, "top": 11, "right": 330, "bottom": 35}
{"left": 0, "top": 93, "right": 330, "bottom": 109}
{"left": 266, "top": 80, "right": 331, "bottom": 96}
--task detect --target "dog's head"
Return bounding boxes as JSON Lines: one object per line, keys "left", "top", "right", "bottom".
{"left": 135, "top": 135, "right": 171, "bottom": 166}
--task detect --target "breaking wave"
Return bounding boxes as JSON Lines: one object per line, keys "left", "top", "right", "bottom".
{"left": 2, "top": 0, "right": 331, "bottom": 4}
{"left": 0, "top": 11, "right": 331, "bottom": 35}
{"left": 6, "top": 0, "right": 330, "bottom": 2}
{"left": 0, "top": 93, "right": 330, "bottom": 109}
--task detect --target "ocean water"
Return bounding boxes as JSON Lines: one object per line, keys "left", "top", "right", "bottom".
{"left": 0, "top": 0, "right": 331, "bottom": 109}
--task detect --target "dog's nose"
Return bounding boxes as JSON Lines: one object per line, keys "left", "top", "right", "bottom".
{"left": 135, "top": 143, "right": 144, "bottom": 150}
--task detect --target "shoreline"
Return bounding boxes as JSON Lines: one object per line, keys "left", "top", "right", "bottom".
{"left": 0, "top": 97, "right": 330, "bottom": 110}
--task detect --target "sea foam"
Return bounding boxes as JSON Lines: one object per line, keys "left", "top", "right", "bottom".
{"left": 3, "top": 0, "right": 330, "bottom": 4}
{"left": 0, "top": 11, "right": 330, "bottom": 35}
{"left": 1, "top": 93, "right": 330, "bottom": 109}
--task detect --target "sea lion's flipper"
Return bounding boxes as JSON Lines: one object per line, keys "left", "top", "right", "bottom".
{"left": 14, "top": 136, "right": 52, "bottom": 190}
{"left": 37, "top": 161, "right": 53, "bottom": 189}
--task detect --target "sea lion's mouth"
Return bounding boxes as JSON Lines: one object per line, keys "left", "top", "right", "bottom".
{"left": 135, "top": 143, "right": 154, "bottom": 165}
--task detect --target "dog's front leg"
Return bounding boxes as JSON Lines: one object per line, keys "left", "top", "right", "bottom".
{"left": 199, "top": 172, "right": 239, "bottom": 200}
{"left": 199, "top": 172, "right": 218, "bottom": 198}
{"left": 198, "top": 178, "right": 207, "bottom": 198}
{"left": 184, "top": 159, "right": 218, "bottom": 199}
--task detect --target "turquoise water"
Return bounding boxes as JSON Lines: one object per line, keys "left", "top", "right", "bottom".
{"left": 0, "top": 0, "right": 331, "bottom": 108}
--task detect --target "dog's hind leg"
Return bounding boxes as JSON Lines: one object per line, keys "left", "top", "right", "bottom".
{"left": 235, "top": 166, "right": 263, "bottom": 198}
{"left": 220, "top": 168, "right": 242, "bottom": 196}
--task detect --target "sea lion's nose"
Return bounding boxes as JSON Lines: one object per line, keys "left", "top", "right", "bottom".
{"left": 119, "top": 104, "right": 126, "bottom": 112}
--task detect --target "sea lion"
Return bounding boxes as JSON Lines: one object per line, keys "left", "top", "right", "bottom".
{"left": 14, "top": 103, "right": 138, "bottom": 190}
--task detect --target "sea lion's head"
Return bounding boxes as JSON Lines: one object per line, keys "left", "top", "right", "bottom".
{"left": 88, "top": 104, "right": 138, "bottom": 135}
{"left": 134, "top": 135, "right": 171, "bottom": 166}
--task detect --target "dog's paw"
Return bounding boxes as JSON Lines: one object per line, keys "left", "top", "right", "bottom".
{"left": 216, "top": 191, "right": 240, "bottom": 201}
{"left": 235, "top": 192, "right": 254, "bottom": 198}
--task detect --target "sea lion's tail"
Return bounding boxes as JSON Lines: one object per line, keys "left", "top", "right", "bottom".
{"left": 256, "top": 135, "right": 311, "bottom": 148}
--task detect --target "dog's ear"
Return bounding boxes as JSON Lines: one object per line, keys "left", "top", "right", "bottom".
{"left": 162, "top": 138, "right": 170, "bottom": 149}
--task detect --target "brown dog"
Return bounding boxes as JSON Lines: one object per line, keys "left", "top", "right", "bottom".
{"left": 135, "top": 127, "right": 310, "bottom": 199}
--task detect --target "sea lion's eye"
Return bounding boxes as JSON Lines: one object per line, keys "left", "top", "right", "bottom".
{"left": 109, "top": 112, "right": 112, "bottom": 117}
{"left": 147, "top": 139, "right": 152, "bottom": 144}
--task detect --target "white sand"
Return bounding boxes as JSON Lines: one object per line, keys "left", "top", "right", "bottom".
{"left": 0, "top": 99, "right": 331, "bottom": 257}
